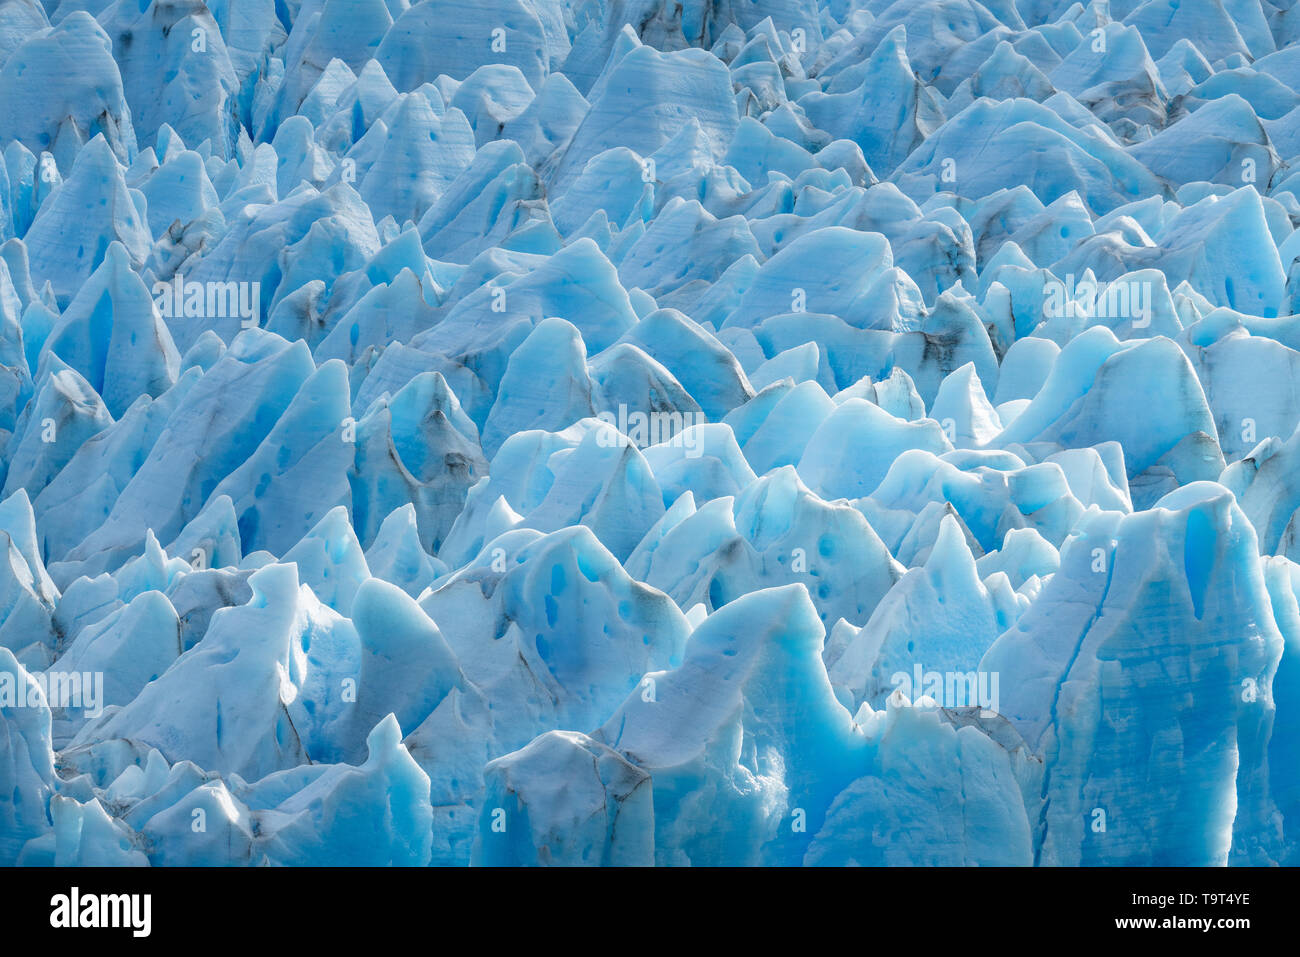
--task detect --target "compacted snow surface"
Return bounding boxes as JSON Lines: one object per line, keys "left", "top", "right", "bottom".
{"left": 1, "top": 0, "right": 1299, "bottom": 865}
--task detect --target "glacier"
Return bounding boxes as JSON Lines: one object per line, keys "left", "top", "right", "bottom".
{"left": 0, "top": 0, "right": 1297, "bottom": 867}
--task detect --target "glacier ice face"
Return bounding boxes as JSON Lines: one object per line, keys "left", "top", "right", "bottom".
{"left": 1, "top": 0, "right": 1300, "bottom": 867}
